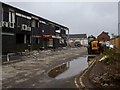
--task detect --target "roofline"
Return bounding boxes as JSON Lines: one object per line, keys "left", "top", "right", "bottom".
{"left": 1, "top": 2, "right": 69, "bottom": 29}
{"left": 110, "top": 35, "right": 120, "bottom": 40}
{"left": 69, "top": 34, "right": 87, "bottom": 35}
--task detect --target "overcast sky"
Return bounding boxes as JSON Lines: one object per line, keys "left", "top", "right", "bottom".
{"left": 6, "top": 2, "right": 118, "bottom": 37}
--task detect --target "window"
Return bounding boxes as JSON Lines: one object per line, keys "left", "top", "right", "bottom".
{"left": 9, "top": 10, "right": 15, "bottom": 23}
{"left": 60, "top": 39, "right": 64, "bottom": 44}
{"left": 26, "top": 35, "right": 30, "bottom": 44}
{"left": 36, "top": 20, "right": 39, "bottom": 28}
{"left": 16, "top": 17, "right": 21, "bottom": 26}
{"left": 47, "top": 39, "right": 53, "bottom": 47}
{"left": 36, "top": 38, "right": 39, "bottom": 44}
{"left": 16, "top": 34, "right": 24, "bottom": 44}
{"left": 42, "top": 30, "right": 44, "bottom": 33}
{"left": 24, "top": 35, "right": 31, "bottom": 44}
{"left": 27, "top": 20, "right": 31, "bottom": 27}
{"left": 32, "top": 20, "right": 39, "bottom": 28}
{"left": 32, "top": 20, "right": 36, "bottom": 27}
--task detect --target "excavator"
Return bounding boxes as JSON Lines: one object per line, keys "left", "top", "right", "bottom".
{"left": 87, "top": 35, "right": 104, "bottom": 54}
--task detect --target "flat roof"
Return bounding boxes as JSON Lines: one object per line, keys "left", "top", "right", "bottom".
{"left": 69, "top": 34, "right": 87, "bottom": 38}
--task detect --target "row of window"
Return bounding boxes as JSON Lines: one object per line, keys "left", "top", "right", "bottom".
{"left": 8, "top": 10, "right": 48, "bottom": 28}
{"left": 8, "top": 10, "right": 67, "bottom": 30}
{"left": 16, "top": 34, "right": 54, "bottom": 46}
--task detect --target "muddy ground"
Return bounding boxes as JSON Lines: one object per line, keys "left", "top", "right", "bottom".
{"left": 2, "top": 47, "right": 87, "bottom": 88}
{"left": 88, "top": 49, "right": 120, "bottom": 89}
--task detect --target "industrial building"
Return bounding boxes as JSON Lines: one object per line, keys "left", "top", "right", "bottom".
{"left": 0, "top": 2, "right": 69, "bottom": 55}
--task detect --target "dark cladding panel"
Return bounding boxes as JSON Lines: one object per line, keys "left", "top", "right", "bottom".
{"left": 48, "top": 25, "right": 55, "bottom": 35}
{"left": 39, "top": 23, "right": 47, "bottom": 35}
{"left": 0, "top": 2, "right": 1, "bottom": 88}
{"left": 61, "top": 29, "right": 66, "bottom": 34}
{"left": 32, "top": 29, "right": 38, "bottom": 36}
{"left": 53, "top": 39, "right": 59, "bottom": 48}
{"left": 2, "top": 34, "right": 16, "bottom": 54}
{"left": 3, "top": 7, "right": 9, "bottom": 21}
{"left": 40, "top": 23, "right": 55, "bottom": 35}
{"left": 0, "top": 2, "right": 2, "bottom": 59}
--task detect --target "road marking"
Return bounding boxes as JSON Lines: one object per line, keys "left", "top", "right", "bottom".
{"left": 79, "top": 59, "right": 96, "bottom": 88}
{"left": 79, "top": 76, "right": 85, "bottom": 88}
{"left": 74, "top": 58, "right": 97, "bottom": 89}
{"left": 74, "top": 78, "right": 80, "bottom": 88}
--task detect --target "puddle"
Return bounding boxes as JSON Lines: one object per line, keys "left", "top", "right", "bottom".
{"left": 48, "top": 56, "right": 95, "bottom": 79}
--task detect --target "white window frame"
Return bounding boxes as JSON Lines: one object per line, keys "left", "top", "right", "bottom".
{"left": 9, "top": 9, "right": 15, "bottom": 23}
{"left": 38, "top": 22, "right": 39, "bottom": 28}
{"left": 16, "top": 13, "right": 22, "bottom": 17}
{"left": 24, "top": 34, "right": 26, "bottom": 44}
{"left": 32, "top": 20, "right": 36, "bottom": 27}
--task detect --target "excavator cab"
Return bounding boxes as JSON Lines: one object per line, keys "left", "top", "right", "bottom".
{"left": 87, "top": 35, "right": 104, "bottom": 54}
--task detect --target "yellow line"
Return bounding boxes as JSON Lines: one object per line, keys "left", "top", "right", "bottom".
{"left": 79, "top": 59, "right": 96, "bottom": 88}
{"left": 74, "top": 78, "right": 80, "bottom": 88}
{"left": 74, "top": 58, "right": 97, "bottom": 89}
{"left": 79, "top": 76, "right": 85, "bottom": 87}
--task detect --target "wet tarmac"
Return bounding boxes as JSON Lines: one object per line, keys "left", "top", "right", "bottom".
{"left": 48, "top": 56, "right": 95, "bottom": 79}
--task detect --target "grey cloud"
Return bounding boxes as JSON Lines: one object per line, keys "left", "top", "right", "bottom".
{"left": 7, "top": 2, "right": 118, "bottom": 37}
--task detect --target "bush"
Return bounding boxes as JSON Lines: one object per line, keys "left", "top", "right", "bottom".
{"left": 103, "top": 48, "right": 114, "bottom": 64}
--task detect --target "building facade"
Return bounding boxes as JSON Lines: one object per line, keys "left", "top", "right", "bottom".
{"left": 1, "top": 2, "right": 69, "bottom": 54}
{"left": 68, "top": 34, "right": 87, "bottom": 47}
{"left": 97, "top": 31, "right": 110, "bottom": 42}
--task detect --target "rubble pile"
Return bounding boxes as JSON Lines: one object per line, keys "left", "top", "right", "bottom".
{"left": 89, "top": 49, "right": 120, "bottom": 88}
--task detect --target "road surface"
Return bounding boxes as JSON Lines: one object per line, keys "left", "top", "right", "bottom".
{"left": 2, "top": 47, "right": 93, "bottom": 89}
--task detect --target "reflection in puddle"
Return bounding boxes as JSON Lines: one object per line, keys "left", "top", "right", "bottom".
{"left": 48, "top": 63, "right": 69, "bottom": 78}
{"left": 87, "top": 56, "right": 95, "bottom": 61}
{"left": 48, "top": 56, "right": 94, "bottom": 79}
{"left": 87, "top": 56, "right": 96, "bottom": 65}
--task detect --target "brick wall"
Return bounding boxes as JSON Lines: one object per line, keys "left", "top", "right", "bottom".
{"left": 97, "top": 32, "right": 110, "bottom": 42}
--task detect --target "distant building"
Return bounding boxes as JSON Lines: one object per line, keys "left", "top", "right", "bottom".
{"left": 68, "top": 34, "right": 88, "bottom": 46}
{"left": 97, "top": 31, "right": 110, "bottom": 42}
